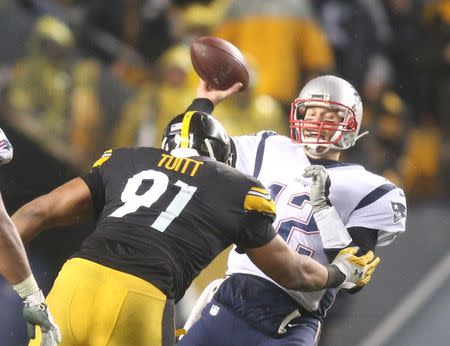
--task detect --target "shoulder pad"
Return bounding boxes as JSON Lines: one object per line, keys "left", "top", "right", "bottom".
{"left": 244, "top": 186, "right": 276, "bottom": 215}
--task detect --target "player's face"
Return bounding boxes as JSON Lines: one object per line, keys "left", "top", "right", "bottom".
{"left": 302, "top": 107, "right": 341, "bottom": 142}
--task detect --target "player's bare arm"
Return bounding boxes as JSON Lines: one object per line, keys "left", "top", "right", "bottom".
{"left": 1, "top": 193, "right": 61, "bottom": 346}
{"left": 0, "top": 131, "right": 34, "bottom": 284}
{"left": 0, "top": 193, "right": 32, "bottom": 284}
{"left": 246, "top": 235, "right": 380, "bottom": 291}
{"left": 12, "top": 177, "right": 95, "bottom": 244}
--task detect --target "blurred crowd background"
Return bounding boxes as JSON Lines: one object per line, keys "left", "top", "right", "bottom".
{"left": 0, "top": 0, "right": 449, "bottom": 345}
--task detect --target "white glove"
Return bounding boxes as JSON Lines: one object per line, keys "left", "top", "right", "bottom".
{"left": 0, "top": 128, "right": 13, "bottom": 165}
{"left": 23, "top": 290, "right": 61, "bottom": 346}
{"left": 331, "top": 247, "right": 381, "bottom": 289}
{"left": 303, "top": 165, "right": 331, "bottom": 213}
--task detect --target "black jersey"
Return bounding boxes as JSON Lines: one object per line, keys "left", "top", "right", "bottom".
{"left": 76, "top": 147, "right": 277, "bottom": 302}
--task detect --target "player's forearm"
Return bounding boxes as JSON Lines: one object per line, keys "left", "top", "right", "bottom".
{"left": 281, "top": 254, "right": 346, "bottom": 291}
{"left": 247, "top": 235, "right": 343, "bottom": 291}
{"left": 0, "top": 216, "right": 32, "bottom": 284}
{"left": 13, "top": 178, "right": 95, "bottom": 244}
{"left": 282, "top": 253, "right": 330, "bottom": 291}
{"left": 12, "top": 196, "right": 55, "bottom": 244}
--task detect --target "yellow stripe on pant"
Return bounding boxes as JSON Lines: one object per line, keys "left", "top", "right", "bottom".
{"left": 30, "top": 258, "right": 174, "bottom": 346}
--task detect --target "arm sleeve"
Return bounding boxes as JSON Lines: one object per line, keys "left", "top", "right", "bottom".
{"left": 348, "top": 226, "right": 379, "bottom": 254}
{"left": 324, "top": 226, "right": 379, "bottom": 262}
{"left": 235, "top": 179, "right": 277, "bottom": 253}
{"left": 343, "top": 226, "right": 380, "bottom": 295}
{"left": 185, "top": 98, "right": 215, "bottom": 113}
{"left": 235, "top": 211, "right": 277, "bottom": 254}
{"left": 81, "top": 168, "right": 105, "bottom": 218}
{"left": 79, "top": 148, "right": 115, "bottom": 218}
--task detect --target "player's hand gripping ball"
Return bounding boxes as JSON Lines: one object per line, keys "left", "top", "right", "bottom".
{"left": 190, "top": 36, "right": 249, "bottom": 90}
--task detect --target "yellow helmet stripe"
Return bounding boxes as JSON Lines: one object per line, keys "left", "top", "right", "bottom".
{"left": 180, "top": 111, "right": 195, "bottom": 148}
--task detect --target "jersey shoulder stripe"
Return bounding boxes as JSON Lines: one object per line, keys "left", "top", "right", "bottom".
{"left": 92, "top": 149, "right": 113, "bottom": 168}
{"left": 244, "top": 186, "right": 276, "bottom": 215}
{"left": 253, "top": 131, "right": 277, "bottom": 177}
{"left": 354, "top": 183, "right": 396, "bottom": 211}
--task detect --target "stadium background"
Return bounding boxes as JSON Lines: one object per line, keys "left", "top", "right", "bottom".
{"left": 0, "top": 0, "right": 449, "bottom": 345}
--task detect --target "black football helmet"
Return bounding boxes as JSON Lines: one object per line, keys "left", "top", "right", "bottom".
{"left": 161, "top": 111, "right": 231, "bottom": 164}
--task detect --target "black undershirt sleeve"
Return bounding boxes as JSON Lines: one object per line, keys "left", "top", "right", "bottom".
{"left": 324, "top": 226, "right": 379, "bottom": 262}
{"left": 81, "top": 168, "right": 105, "bottom": 219}
{"left": 235, "top": 211, "right": 277, "bottom": 254}
{"left": 185, "top": 98, "right": 215, "bottom": 113}
{"left": 186, "top": 98, "right": 240, "bottom": 168}
{"left": 347, "top": 226, "right": 379, "bottom": 255}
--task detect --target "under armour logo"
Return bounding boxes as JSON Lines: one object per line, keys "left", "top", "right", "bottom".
{"left": 354, "top": 269, "right": 363, "bottom": 278}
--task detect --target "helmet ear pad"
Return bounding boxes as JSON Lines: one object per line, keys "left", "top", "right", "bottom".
{"left": 162, "top": 112, "right": 231, "bottom": 164}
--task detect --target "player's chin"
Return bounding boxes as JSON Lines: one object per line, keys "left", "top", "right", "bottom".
{"left": 315, "top": 146, "right": 330, "bottom": 154}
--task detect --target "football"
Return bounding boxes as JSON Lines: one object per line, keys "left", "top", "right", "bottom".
{"left": 190, "top": 36, "right": 249, "bottom": 90}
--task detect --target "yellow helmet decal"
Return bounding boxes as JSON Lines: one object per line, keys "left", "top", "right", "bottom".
{"left": 180, "top": 111, "right": 195, "bottom": 148}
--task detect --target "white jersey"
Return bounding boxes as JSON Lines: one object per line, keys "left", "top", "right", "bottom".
{"left": 0, "top": 128, "right": 13, "bottom": 165}
{"left": 227, "top": 132, "right": 407, "bottom": 312}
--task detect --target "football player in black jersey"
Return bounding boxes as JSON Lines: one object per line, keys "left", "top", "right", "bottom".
{"left": 11, "top": 112, "right": 379, "bottom": 346}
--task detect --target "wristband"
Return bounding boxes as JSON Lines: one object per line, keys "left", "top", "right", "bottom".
{"left": 12, "top": 274, "right": 40, "bottom": 299}
{"left": 325, "top": 264, "right": 346, "bottom": 288}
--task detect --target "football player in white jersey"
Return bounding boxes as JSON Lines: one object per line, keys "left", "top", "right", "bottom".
{"left": 0, "top": 129, "right": 60, "bottom": 346}
{"left": 177, "top": 75, "right": 407, "bottom": 346}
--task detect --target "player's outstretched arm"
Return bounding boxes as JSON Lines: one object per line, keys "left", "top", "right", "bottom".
{"left": 0, "top": 193, "right": 33, "bottom": 284}
{"left": 246, "top": 235, "right": 380, "bottom": 291}
{"left": 0, "top": 195, "right": 61, "bottom": 345}
{"left": 12, "top": 177, "right": 95, "bottom": 244}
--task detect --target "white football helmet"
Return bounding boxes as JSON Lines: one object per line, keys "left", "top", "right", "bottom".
{"left": 290, "top": 75, "right": 367, "bottom": 157}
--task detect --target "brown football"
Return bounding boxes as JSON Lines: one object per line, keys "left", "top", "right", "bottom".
{"left": 190, "top": 36, "right": 249, "bottom": 90}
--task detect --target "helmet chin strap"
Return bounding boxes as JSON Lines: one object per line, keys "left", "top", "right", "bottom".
{"left": 203, "top": 138, "right": 216, "bottom": 160}
{"left": 304, "top": 144, "right": 332, "bottom": 159}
